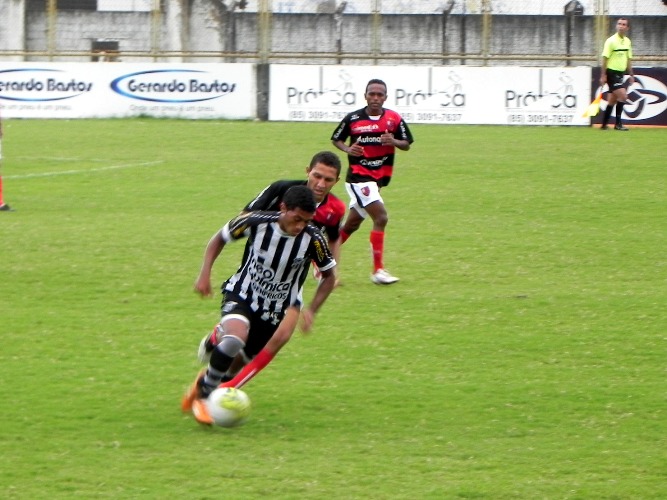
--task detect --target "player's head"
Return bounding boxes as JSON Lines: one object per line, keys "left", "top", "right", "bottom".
{"left": 366, "top": 79, "right": 387, "bottom": 94}
{"left": 616, "top": 18, "right": 629, "bottom": 35}
{"left": 306, "top": 151, "right": 341, "bottom": 203}
{"left": 365, "top": 79, "right": 388, "bottom": 115}
{"left": 279, "top": 185, "right": 316, "bottom": 236}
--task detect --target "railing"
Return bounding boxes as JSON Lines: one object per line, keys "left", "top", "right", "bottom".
{"left": 0, "top": 0, "right": 665, "bottom": 65}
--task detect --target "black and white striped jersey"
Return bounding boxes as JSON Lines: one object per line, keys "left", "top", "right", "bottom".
{"left": 219, "top": 211, "right": 336, "bottom": 313}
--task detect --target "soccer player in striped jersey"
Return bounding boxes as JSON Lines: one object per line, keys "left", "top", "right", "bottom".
{"left": 195, "top": 151, "right": 344, "bottom": 374}
{"left": 332, "top": 79, "right": 414, "bottom": 284}
{"left": 182, "top": 185, "right": 337, "bottom": 425}
{"left": 243, "top": 151, "right": 346, "bottom": 276}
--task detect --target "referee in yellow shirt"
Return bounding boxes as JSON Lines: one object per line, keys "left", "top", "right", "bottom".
{"left": 600, "top": 17, "right": 635, "bottom": 131}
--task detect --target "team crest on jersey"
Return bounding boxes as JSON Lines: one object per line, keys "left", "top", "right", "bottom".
{"left": 291, "top": 257, "right": 307, "bottom": 269}
{"left": 361, "top": 186, "right": 370, "bottom": 197}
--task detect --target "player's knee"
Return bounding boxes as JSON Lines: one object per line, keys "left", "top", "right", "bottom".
{"left": 217, "top": 335, "right": 246, "bottom": 357}
{"left": 373, "top": 212, "right": 389, "bottom": 228}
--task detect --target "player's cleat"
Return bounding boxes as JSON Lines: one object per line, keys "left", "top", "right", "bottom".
{"left": 600, "top": 124, "right": 608, "bottom": 130}
{"left": 371, "top": 268, "right": 399, "bottom": 285}
{"left": 197, "top": 332, "right": 217, "bottom": 364}
{"left": 181, "top": 369, "right": 206, "bottom": 412}
{"left": 0, "top": 203, "right": 13, "bottom": 211}
{"left": 614, "top": 124, "right": 629, "bottom": 131}
{"left": 191, "top": 398, "right": 214, "bottom": 425}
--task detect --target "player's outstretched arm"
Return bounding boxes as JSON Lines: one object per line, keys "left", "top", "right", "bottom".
{"left": 194, "top": 232, "right": 226, "bottom": 297}
{"left": 301, "top": 268, "right": 336, "bottom": 332}
{"left": 220, "top": 307, "right": 301, "bottom": 389}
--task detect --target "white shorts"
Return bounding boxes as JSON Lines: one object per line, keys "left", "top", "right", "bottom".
{"left": 345, "top": 182, "right": 384, "bottom": 219}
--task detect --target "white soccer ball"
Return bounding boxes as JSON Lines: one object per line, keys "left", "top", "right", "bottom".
{"left": 207, "top": 387, "right": 252, "bottom": 428}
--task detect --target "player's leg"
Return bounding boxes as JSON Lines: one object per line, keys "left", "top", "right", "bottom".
{"left": 183, "top": 295, "right": 252, "bottom": 414}
{"left": 221, "top": 307, "right": 300, "bottom": 389}
{"left": 340, "top": 207, "right": 364, "bottom": 242}
{"left": 601, "top": 92, "right": 617, "bottom": 129}
{"left": 364, "top": 199, "right": 388, "bottom": 269}
{"left": 199, "top": 315, "right": 249, "bottom": 396}
{"left": 345, "top": 182, "right": 398, "bottom": 284}
{"left": 0, "top": 140, "right": 12, "bottom": 211}
{"left": 340, "top": 182, "right": 366, "bottom": 242}
{"left": 185, "top": 313, "right": 250, "bottom": 424}
{"left": 601, "top": 71, "right": 620, "bottom": 129}
{"left": 613, "top": 87, "right": 629, "bottom": 130}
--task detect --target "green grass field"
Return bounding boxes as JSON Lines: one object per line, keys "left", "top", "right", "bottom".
{"left": 1, "top": 119, "right": 665, "bottom": 499}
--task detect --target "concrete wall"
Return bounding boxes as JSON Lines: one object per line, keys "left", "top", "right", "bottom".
{"left": 5, "top": 0, "right": 667, "bottom": 66}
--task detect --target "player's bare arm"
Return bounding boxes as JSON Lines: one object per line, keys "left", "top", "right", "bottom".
{"left": 194, "top": 232, "right": 226, "bottom": 297}
{"left": 301, "top": 268, "right": 336, "bottom": 332}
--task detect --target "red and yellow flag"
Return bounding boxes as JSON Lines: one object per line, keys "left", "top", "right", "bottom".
{"left": 582, "top": 93, "right": 603, "bottom": 118}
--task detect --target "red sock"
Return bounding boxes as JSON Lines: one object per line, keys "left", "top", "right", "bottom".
{"left": 339, "top": 229, "right": 351, "bottom": 244}
{"left": 220, "top": 348, "right": 275, "bottom": 389}
{"left": 370, "top": 230, "right": 385, "bottom": 272}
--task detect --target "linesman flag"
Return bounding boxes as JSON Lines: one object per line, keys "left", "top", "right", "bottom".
{"left": 581, "top": 89, "right": 602, "bottom": 118}
{"left": 582, "top": 92, "right": 603, "bottom": 118}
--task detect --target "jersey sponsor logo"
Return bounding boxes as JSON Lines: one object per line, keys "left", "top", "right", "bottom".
{"left": 248, "top": 257, "right": 290, "bottom": 301}
{"left": 356, "top": 136, "right": 382, "bottom": 145}
{"left": 352, "top": 123, "right": 381, "bottom": 134}
{"left": 230, "top": 212, "right": 253, "bottom": 238}
{"left": 360, "top": 157, "right": 389, "bottom": 168}
{"left": 313, "top": 240, "right": 325, "bottom": 261}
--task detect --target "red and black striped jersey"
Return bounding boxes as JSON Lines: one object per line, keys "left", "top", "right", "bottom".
{"left": 331, "top": 108, "right": 414, "bottom": 187}
{"left": 244, "top": 179, "right": 346, "bottom": 242}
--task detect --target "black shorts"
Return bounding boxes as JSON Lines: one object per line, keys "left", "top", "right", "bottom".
{"left": 606, "top": 70, "right": 626, "bottom": 92}
{"left": 220, "top": 292, "right": 284, "bottom": 359}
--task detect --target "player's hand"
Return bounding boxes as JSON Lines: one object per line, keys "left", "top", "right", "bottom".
{"left": 194, "top": 276, "right": 213, "bottom": 297}
{"left": 380, "top": 131, "right": 395, "bottom": 146}
{"left": 299, "top": 308, "right": 315, "bottom": 333}
{"left": 348, "top": 143, "right": 364, "bottom": 156}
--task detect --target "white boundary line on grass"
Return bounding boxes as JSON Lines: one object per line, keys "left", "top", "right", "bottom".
{"left": 5, "top": 160, "right": 164, "bottom": 180}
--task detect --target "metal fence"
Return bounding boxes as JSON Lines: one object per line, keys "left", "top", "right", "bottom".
{"left": 0, "top": 0, "right": 665, "bottom": 65}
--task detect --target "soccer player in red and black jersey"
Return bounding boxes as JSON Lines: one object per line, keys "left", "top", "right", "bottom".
{"left": 331, "top": 79, "right": 414, "bottom": 284}
{"left": 243, "top": 150, "right": 346, "bottom": 270}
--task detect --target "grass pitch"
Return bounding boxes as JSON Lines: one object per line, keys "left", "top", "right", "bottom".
{"left": 0, "top": 119, "right": 665, "bottom": 498}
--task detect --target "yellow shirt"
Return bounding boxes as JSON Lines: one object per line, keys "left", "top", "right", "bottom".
{"left": 602, "top": 33, "right": 632, "bottom": 72}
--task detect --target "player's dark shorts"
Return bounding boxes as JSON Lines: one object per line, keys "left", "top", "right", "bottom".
{"left": 606, "top": 70, "right": 626, "bottom": 91}
{"left": 220, "top": 292, "right": 284, "bottom": 359}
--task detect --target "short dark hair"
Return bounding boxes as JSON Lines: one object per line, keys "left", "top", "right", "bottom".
{"left": 309, "top": 151, "right": 342, "bottom": 176}
{"left": 366, "top": 79, "right": 387, "bottom": 94}
{"left": 283, "top": 185, "right": 316, "bottom": 213}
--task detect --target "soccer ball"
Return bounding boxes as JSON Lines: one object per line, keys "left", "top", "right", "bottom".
{"left": 207, "top": 387, "right": 252, "bottom": 428}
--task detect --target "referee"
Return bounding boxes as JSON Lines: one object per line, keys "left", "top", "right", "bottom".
{"left": 600, "top": 17, "right": 635, "bottom": 131}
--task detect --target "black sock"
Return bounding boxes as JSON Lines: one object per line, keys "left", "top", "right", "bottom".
{"left": 200, "top": 348, "right": 235, "bottom": 396}
{"left": 602, "top": 105, "right": 613, "bottom": 126}
{"left": 615, "top": 102, "right": 625, "bottom": 125}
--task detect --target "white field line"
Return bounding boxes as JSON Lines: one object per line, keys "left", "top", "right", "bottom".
{"left": 4, "top": 160, "right": 164, "bottom": 180}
